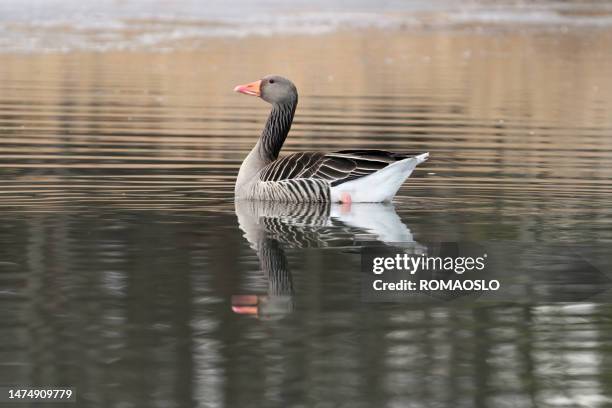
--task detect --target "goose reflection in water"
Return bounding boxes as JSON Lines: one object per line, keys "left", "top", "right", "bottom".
{"left": 232, "top": 200, "right": 426, "bottom": 318}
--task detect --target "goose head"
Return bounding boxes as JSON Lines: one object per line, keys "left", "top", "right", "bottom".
{"left": 234, "top": 75, "right": 297, "bottom": 105}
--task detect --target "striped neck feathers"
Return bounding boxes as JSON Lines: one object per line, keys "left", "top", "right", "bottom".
{"left": 259, "top": 98, "right": 297, "bottom": 162}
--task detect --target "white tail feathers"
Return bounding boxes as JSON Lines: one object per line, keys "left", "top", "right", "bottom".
{"left": 330, "top": 152, "right": 429, "bottom": 203}
{"left": 415, "top": 152, "right": 429, "bottom": 164}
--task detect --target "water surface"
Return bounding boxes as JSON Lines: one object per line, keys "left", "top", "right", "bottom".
{"left": 1, "top": 15, "right": 612, "bottom": 408}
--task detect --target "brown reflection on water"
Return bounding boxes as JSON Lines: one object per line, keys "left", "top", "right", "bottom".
{"left": 1, "top": 29, "right": 611, "bottom": 214}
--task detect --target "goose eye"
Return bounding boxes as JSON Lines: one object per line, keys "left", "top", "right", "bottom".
{"left": 269, "top": 79, "right": 275, "bottom": 84}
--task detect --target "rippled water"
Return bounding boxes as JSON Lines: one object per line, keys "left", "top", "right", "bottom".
{"left": 1, "top": 20, "right": 612, "bottom": 408}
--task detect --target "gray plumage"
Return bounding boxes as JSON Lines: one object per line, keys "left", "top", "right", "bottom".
{"left": 234, "top": 75, "right": 428, "bottom": 202}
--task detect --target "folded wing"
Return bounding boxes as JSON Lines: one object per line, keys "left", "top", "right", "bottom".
{"left": 260, "top": 150, "right": 415, "bottom": 186}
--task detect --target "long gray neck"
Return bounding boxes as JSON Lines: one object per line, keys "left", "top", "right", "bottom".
{"left": 259, "top": 99, "right": 297, "bottom": 162}
{"left": 235, "top": 98, "right": 297, "bottom": 194}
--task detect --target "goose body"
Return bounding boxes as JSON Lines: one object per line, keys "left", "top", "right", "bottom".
{"left": 234, "top": 75, "right": 428, "bottom": 203}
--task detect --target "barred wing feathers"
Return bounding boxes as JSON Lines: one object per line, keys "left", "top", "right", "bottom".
{"left": 259, "top": 149, "right": 415, "bottom": 187}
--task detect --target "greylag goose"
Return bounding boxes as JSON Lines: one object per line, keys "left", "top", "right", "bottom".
{"left": 234, "top": 75, "right": 429, "bottom": 203}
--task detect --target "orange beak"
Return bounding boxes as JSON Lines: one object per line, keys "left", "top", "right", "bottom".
{"left": 233, "top": 80, "right": 262, "bottom": 97}
{"left": 231, "top": 294, "right": 260, "bottom": 316}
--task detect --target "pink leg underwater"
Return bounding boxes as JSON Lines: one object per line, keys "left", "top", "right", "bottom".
{"left": 340, "top": 192, "right": 352, "bottom": 213}
{"left": 340, "top": 192, "right": 352, "bottom": 204}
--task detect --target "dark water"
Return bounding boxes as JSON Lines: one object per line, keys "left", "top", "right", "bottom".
{"left": 1, "top": 25, "right": 612, "bottom": 407}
